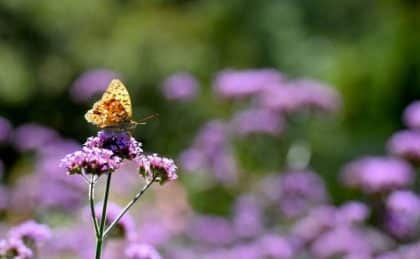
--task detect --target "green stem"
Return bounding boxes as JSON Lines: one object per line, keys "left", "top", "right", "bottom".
{"left": 95, "top": 173, "right": 112, "bottom": 259}
{"left": 89, "top": 176, "right": 100, "bottom": 237}
{"left": 103, "top": 178, "right": 155, "bottom": 238}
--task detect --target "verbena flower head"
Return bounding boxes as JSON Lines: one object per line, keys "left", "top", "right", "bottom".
{"left": 341, "top": 156, "right": 413, "bottom": 194}
{"left": 8, "top": 220, "right": 51, "bottom": 248}
{"left": 213, "top": 69, "right": 283, "bottom": 99}
{"left": 137, "top": 154, "right": 177, "bottom": 184}
{"left": 385, "top": 190, "right": 420, "bottom": 240}
{"left": 387, "top": 130, "right": 420, "bottom": 164}
{"left": 291, "top": 205, "right": 336, "bottom": 244}
{"left": 60, "top": 147, "right": 121, "bottom": 175}
{"left": 162, "top": 72, "right": 199, "bottom": 101}
{"left": 70, "top": 69, "right": 121, "bottom": 103}
{"left": 310, "top": 226, "right": 373, "bottom": 258}
{"left": 231, "top": 108, "right": 284, "bottom": 136}
{"left": 125, "top": 243, "right": 162, "bottom": 259}
{"left": 403, "top": 101, "right": 420, "bottom": 129}
{"left": 0, "top": 238, "right": 33, "bottom": 259}
{"left": 84, "top": 130, "right": 142, "bottom": 160}
{"left": 279, "top": 170, "right": 329, "bottom": 218}
{"left": 335, "top": 201, "right": 370, "bottom": 225}
{"left": 257, "top": 234, "right": 294, "bottom": 259}
{"left": 258, "top": 79, "right": 340, "bottom": 114}
{"left": 93, "top": 202, "right": 135, "bottom": 240}
{"left": 232, "top": 195, "right": 264, "bottom": 238}
{"left": 13, "top": 123, "right": 58, "bottom": 152}
{"left": 187, "top": 215, "right": 235, "bottom": 246}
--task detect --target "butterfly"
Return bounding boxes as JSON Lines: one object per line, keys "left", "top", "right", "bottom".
{"left": 85, "top": 79, "right": 156, "bottom": 131}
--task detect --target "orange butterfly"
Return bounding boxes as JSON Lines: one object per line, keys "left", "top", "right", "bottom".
{"left": 85, "top": 79, "right": 155, "bottom": 131}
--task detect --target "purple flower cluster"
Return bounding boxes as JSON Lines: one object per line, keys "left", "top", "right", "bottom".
{"left": 94, "top": 202, "right": 136, "bottom": 240}
{"left": 60, "top": 147, "right": 122, "bottom": 175}
{"left": 213, "top": 69, "right": 283, "bottom": 99}
{"left": 13, "top": 123, "right": 58, "bottom": 152}
{"left": 258, "top": 79, "right": 341, "bottom": 113}
{"left": 232, "top": 195, "right": 264, "bottom": 238}
{"left": 187, "top": 215, "right": 236, "bottom": 246}
{"left": 85, "top": 130, "right": 142, "bottom": 160}
{"left": 230, "top": 108, "right": 284, "bottom": 136}
{"left": 387, "top": 130, "right": 420, "bottom": 164}
{"left": 403, "top": 101, "right": 420, "bottom": 129}
{"left": 0, "top": 221, "right": 51, "bottom": 259}
{"left": 162, "top": 72, "right": 199, "bottom": 101}
{"left": 137, "top": 154, "right": 178, "bottom": 184}
{"left": 70, "top": 69, "right": 121, "bottom": 103}
{"left": 125, "top": 243, "right": 162, "bottom": 259}
{"left": 8, "top": 220, "right": 51, "bottom": 247}
{"left": 341, "top": 156, "right": 413, "bottom": 193}
{"left": 0, "top": 238, "right": 33, "bottom": 259}
{"left": 278, "top": 170, "right": 329, "bottom": 218}
{"left": 385, "top": 190, "right": 420, "bottom": 240}
{"left": 180, "top": 120, "right": 238, "bottom": 184}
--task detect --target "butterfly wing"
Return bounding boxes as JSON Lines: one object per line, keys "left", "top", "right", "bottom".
{"left": 85, "top": 79, "right": 133, "bottom": 128}
{"left": 103, "top": 79, "right": 132, "bottom": 117}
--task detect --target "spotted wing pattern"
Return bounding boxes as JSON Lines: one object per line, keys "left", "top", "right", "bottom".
{"left": 85, "top": 79, "right": 133, "bottom": 128}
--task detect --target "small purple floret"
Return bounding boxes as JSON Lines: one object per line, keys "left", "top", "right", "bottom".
{"left": 60, "top": 147, "right": 122, "bottom": 175}
{"left": 136, "top": 154, "right": 178, "bottom": 184}
{"left": 85, "top": 130, "right": 142, "bottom": 160}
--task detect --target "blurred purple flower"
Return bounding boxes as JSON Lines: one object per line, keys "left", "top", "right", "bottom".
{"left": 213, "top": 69, "right": 283, "bottom": 99}
{"left": 310, "top": 226, "right": 373, "bottom": 258}
{"left": 0, "top": 116, "right": 12, "bottom": 143}
{"left": 291, "top": 205, "right": 336, "bottom": 244}
{"left": 387, "top": 130, "right": 420, "bottom": 164}
{"left": 36, "top": 139, "right": 86, "bottom": 210}
{"left": 44, "top": 226, "right": 94, "bottom": 258}
{"left": 230, "top": 108, "right": 284, "bottom": 136}
{"left": 187, "top": 215, "right": 236, "bottom": 246}
{"left": 60, "top": 147, "right": 122, "bottom": 175}
{"left": 136, "top": 221, "right": 171, "bottom": 247}
{"left": 294, "top": 79, "right": 341, "bottom": 113}
{"left": 385, "top": 190, "right": 420, "bottom": 239}
{"left": 343, "top": 252, "right": 372, "bottom": 259}
{"left": 8, "top": 220, "right": 51, "bottom": 247}
{"left": 162, "top": 72, "right": 199, "bottom": 101}
{"left": 70, "top": 69, "right": 121, "bottom": 103}
{"left": 0, "top": 237, "right": 33, "bottom": 258}
{"left": 335, "top": 201, "right": 370, "bottom": 225}
{"left": 179, "top": 120, "right": 238, "bottom": 184}
{"left": 258, "top": 79, "right": 341, "bottom": 113}
{"left": 226, "top": 243, "right": 262, "bottom": 259}
{"left": 403, "top": 101, "right": 420, "bottom": 129}
{"left": 136, "top": 154, "right": 178, "bottom": 184}
{"left": 179, "top": 148, "right": 206, "bottom": 172}
{"left": 257, "top": 234, "right": 294, "bottom": 258}
{"left": 232, "top": 195, "right": 264, "bottom": 238}
{"left": 376, "top": 251, "right": 402, "bottom": 259}
{"left": 94, "top": 202, "right": 136, "bottom": 240}
{"left": 85, "top": 130, "right": 142, "bottom": 160}
{"left": 13, "top": 123, "right": 58, "bottom": 152}
{"left": 125, "top": 243, "right": 162, "bottom": 259}
{"left": 279, "top": 170, "right": 329, "bottom": 218}
{"left": 341, "top": 156, "right": 413, "bottom": 194}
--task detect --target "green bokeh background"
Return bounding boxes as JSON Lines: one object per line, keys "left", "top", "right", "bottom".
{"left": 0, "top": 0, "right": 419, "bottom": 213}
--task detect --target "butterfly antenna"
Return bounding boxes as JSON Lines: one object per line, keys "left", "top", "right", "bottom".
{"left": 133, "top": 113, "right": 159, "bottom": 125}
